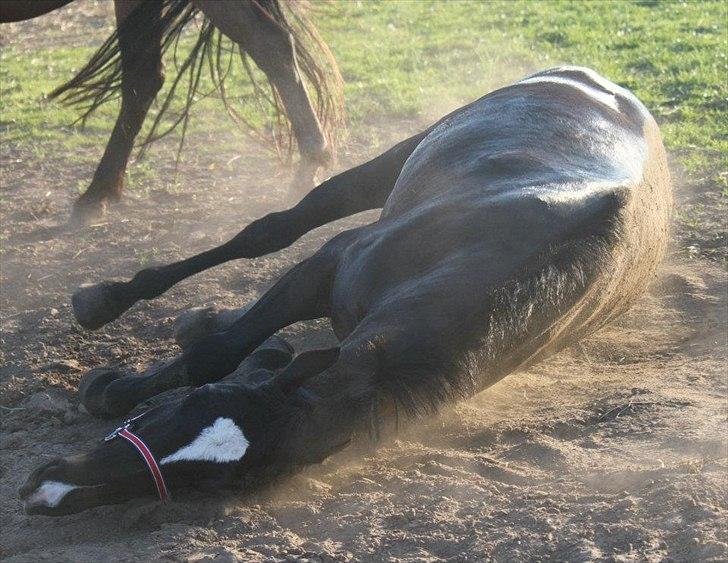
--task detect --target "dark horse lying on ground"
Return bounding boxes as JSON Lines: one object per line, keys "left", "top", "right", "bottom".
{"left": 1, "top": 0, "right": 343, "bottom": 224}
{"left": 20, "top": 67, "right": 671, "bottom": 515}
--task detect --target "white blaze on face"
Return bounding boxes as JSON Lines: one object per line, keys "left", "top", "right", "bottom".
{"left": 160, "top": 417, "right": 249, "bottom": 465}
{"left": 26, "top": 480, "right": 77, "bottom": 508}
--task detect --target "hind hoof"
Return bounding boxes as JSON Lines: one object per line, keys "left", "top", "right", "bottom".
{"left": 173, "top": 303, "right": 252, "bottom": 349}
{"left": 173, "top": 306, "right": 221, "bottom": 349}
{"left": 69, "top": 198, "right": 107, "bottom": 228}
{"left": 78, "top": 368, "right": 124, "bottom": 419}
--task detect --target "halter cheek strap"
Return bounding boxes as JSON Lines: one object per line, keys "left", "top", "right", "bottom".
{"left": 105, "top": 414, "right": 170, "bottom": 502}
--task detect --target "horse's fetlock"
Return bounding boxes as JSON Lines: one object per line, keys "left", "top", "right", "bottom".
{"left": 132, "top": 267, "right": 166, "bottom": 298}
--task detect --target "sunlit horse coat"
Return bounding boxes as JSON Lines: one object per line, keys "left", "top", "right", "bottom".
{"left": 21, "top": 67, "right": 671, "bottom": 515}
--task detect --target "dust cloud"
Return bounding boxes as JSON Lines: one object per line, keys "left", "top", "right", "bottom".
{"left": 2, "top": 4, "right": 727, "bottom": 562}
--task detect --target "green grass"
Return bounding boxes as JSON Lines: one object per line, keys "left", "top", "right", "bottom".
{"left": 1, "top": 0, "right": 726, "bottom": 207}
{"left": 315, "top": 1, "right": 727, "bottom": 177}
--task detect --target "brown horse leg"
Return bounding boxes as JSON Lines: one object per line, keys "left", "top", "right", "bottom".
{"left": 71, "top": 0, "right": 164, "bottom": 225}
{"left": 0, "top": 0, "right": 74, "bottom": 23}
{"left": 250, "top": 38, "right": 331, "bottom": 199}
{"left": 194, "top": 0, "right": 330, "bottom": 198}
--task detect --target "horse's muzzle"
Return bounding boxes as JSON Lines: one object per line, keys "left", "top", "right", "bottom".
{"left": 19, "top": 452, "right": 154, "bottom": 516}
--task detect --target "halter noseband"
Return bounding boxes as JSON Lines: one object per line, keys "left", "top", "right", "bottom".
{"left": 104, "top": 412, "right": 170, "bottom": 502}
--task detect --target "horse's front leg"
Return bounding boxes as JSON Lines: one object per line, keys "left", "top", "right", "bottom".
{"left": 71, "top": 0, "right": 164, "bottom": 225}
{"left": 20, "top": 320, "right": 446, "bottom": 516}
{"left": 172, "top": 303, "right": 253, "bottom": 350}
{"left": 78, "top": 238, "right": 342, "bottom": 418}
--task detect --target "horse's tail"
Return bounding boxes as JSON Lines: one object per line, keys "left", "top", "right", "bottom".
{"left": 48, "top": 0, "right": 345, "bottom": 163}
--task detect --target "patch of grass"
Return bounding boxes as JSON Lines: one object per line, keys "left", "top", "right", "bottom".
{"left": 676, "top": 204, "right": 706, "bottom": 232}
{"left": 316, "top": 2, "right": 727, "bottom": 150}
{"left": 1, "top": 0, "right": 725, "bottom": 243}
{"left": 135, "top": 246, "right": 160, "bottom": 268}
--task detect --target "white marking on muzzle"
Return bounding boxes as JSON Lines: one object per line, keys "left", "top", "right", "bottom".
{"left": 26, "top": 480, "right": 78, "bottom": 508}
{"left": 160, "top": 417, "right": 249, "bottom": 465}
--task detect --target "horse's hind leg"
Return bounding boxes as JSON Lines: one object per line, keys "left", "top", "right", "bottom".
{"left": 79, "top": 232, "right": 353, "bottom": 417}
{"left": 72, "top": 130, "right": 424, "bottom": 331}
{"left": 71, "top": 0, "right": 164, "bottom": 225}
{"left": 196, "top": 0, "right": 330, "bottom": 197}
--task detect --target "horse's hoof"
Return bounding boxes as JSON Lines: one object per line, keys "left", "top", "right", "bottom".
{"left": 257, "top": 335, "right": 294, "bottom": 356}
{"left": 173, "top": 303, "right": 253, "bottom": 349}
{"left": 69, "top": 199, "right": 107, "bottom": 228}
{"left": 78, "top": 367, "right": 123, "bottom": 418}
{"left": 72, "top": 281, "right": 130, "bottom": 330}
{"left": 228, "top": 335, "right": 294, "bottom": 383}
{"left": 173, "top": 306, "right": 221, "bottom": 349}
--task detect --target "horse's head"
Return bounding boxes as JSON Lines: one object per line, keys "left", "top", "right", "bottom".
{"left": 20, "top": 372, "right": 320, "bottom": 516}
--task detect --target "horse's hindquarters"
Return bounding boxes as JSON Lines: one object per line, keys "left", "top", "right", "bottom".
{"left": 331, "top": 118, "right": 671, "bottom": 397}
{"left": 508, "top": 117, "right": 672, "bottom": 371}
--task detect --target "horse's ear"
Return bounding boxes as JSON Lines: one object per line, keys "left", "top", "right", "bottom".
{"left": 276, "top": 347, "right": 340, "bottom": 394}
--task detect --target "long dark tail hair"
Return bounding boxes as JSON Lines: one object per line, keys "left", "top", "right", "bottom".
{"left": 48, "top": 0, "right": 344, "bottom": 163}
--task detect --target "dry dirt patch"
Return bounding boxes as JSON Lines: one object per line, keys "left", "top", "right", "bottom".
{"left": 1, "top": 129, "right": 725, "bottom": 562}
{"left": 1, "top": 4, "right": 726, "bottom": 562}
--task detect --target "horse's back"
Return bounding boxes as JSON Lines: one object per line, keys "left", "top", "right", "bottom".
{"left": 333, "top": 68, "right": 671, "bottom": 380}
{"left": 383, "top": 66, "right": 661, "bottom": 218}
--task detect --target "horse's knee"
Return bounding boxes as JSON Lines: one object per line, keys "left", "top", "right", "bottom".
{"left": 78, "top": 367, "right": 126, "bottom": 418}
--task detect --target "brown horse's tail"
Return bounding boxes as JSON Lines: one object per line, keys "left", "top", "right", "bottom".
{"left": 48, "top": 0, "right": 344, "bottom": 163}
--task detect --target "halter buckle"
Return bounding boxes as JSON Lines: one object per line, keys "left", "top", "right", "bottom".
{"left": 104, "top": 412, "right": 147, "bottom": 442}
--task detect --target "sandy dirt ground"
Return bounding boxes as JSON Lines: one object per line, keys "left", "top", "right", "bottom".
{"left": 1, "top": 5, "right": 727, "bottom": 563}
